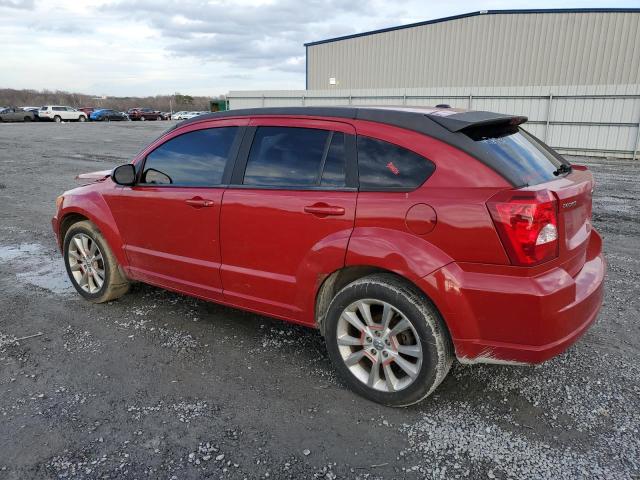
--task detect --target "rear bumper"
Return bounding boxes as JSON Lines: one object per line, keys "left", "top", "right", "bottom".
{"left": 422, "top": 229, "right": 605, "bottom": 364}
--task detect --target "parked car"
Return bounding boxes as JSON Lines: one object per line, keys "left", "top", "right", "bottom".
{"left": 52, "top": 106, "right": 604, "bottom": 406}
{"left": 171, "top": 111, "right": 189, "bottom": 120}
{"left": 160, "top": 112, "right": 171, "bottom": 120}
{"left": 0, "top": 107, "right": 36, "bottom": 122}
{"left": 90, "top": 109, "right": 129, "bottom": 122}
{"left": 38, "top": 106, "right": 87, "bottom": 122}
{"left": 127, "top": 108, "right": 162, "bottom": 121}
{"left": 180, "top": 111, "right": 205, "bottom": 120}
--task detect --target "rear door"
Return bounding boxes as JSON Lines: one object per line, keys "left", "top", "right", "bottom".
{"left": 105, "top": 120, "right": 247, "bottom": 300}
{"left": 220, "top": 118, "right": 357, "bottom": 321}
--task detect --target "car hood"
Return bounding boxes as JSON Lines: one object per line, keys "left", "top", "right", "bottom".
{"left": 75, "top": 169, "right": 112, "bottom": 184}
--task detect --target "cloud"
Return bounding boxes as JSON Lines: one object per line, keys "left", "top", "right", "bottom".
{"left": 101, "top": 0, "right": 405, "bottom": 72}
{"left": 0, "top": 0, "right": 35, "bottom": 9}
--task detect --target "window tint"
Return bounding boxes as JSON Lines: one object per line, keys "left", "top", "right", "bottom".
{"left": 141, "top": 127, "right": 238, "bottom": 186}
{"left": 243, "top": 127, "right": 346, "bottom": 187}
{"left": 320, "top": 132, "right": 346, "bottom": 187}
{"left": 53, "top": 107, "right": 65, "bottom": 111}
{"left": 357, "top": 136, "right": 435, "bottom": 190}
{"left": 464, "top": 126, "right": 566, "bottom": 186}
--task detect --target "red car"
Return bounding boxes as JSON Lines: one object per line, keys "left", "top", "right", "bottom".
{"left": 127, "top": 108, "right": 163, "bottom": 121}
{"left": 52, "top": 106, "right": 604, "bottom": 406}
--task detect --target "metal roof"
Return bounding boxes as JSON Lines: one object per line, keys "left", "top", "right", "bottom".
{"left": 304, "top": 8, "right": 640, "bottom": 47}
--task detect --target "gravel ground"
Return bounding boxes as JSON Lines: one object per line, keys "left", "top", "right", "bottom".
{"left": 0, "top": 122, "right": 638, "bottom": 479}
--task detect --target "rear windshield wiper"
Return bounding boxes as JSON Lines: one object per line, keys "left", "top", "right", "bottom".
{"left": 553, "top": 164, "right": 572, "bottom": 176}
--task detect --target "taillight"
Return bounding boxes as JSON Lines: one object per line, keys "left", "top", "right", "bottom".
{"left": 487, "top": 189, "right": 559, "bottom": 266}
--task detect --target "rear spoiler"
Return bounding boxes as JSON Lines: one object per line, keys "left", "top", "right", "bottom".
{"left": 425, "top": 110, "right": 528, "bottom": 132}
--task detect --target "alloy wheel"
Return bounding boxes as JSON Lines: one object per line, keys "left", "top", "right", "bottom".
{"left": 67, "top": 233, "right": 105, "bottom": 294}
{"left": 336, "top": 299, "right": 423, "bottom": 392}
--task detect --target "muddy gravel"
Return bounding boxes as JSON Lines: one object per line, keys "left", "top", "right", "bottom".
{"left": 0, "top": 122, "right": 639, "bottom": 479}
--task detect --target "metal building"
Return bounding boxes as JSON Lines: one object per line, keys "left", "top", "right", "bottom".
{"left": 304, "top": 9, "right": 640, "bottom": 90}
{"left": 229, "top": 9, "right": 640, "bottom": 159}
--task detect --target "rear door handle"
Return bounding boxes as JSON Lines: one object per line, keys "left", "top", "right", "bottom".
{"left": 185, "top": 197, "right": 215, "bottom": 208}
{"left": 304, "top": 203, "right": 345, "bottom": 217}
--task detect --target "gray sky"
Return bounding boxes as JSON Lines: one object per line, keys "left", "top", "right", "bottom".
{"left": 0, "top": 0, "right": 636, "bottom": 97}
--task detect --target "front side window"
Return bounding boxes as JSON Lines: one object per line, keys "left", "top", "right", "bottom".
{"left": 357, "top": 136, "right": 435, "bottom": 191}
{"left": 243, "top": 126, "right": 346, "bottom": 187}
{"left": 141, "top": 127, "right": 238, "bottom": 186}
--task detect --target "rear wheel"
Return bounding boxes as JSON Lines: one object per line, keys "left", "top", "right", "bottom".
{"left": 324, "top": 274, "right": 453, "bottom": 406}
{"left": 63, "top": 221, "right": 129, "bottom": 303}
{"left": 54, "top": 115, "right": 62, "bottom": 123}
{"left": 157, "top": 116, "right": 162, "bottom": 121}
{"left": 79, "top": 115, "right": 86, "bottom": 122}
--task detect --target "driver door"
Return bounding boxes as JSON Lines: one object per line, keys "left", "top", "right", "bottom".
{"left": 105, "top": 120, "right": 247, "bottom": 300}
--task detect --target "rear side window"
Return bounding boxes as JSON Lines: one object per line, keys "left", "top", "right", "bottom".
{"left": 357, "top": 136, "right": 435, "bottom": 191}
{"left": 141, "top": 127, "right": 238, "bottom": 186}
{"left": 464, "top": 125, "right": 566, "bottom": 186}
{"left": 243, "top": 126, "right": 346, "bottom": 187}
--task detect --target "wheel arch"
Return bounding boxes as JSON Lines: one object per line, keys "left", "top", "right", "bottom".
{"left": 314, "top": 265, "right": 451, "bottom": 341}
{"left": 58, "top": 204, "right": 129, "bottom": 269}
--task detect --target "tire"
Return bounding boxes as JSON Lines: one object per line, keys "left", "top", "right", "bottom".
{"left": 24, "top": 116, "right": 32, "bottom": 122}
{"left": 63, "top": 220, "right": 130, "bottom": 303}
{"left": 79, "top": 115, "right": 86, "bottom": 122}
{"left": 324, "top": 273, "right": 454, "bottom": 407}
{"left": 157, "top": 116, "right": 162, "bottom": 121}
{"left": 140, "top": 116, "right": 146, "bottom": 121}
{"left": 54, "top": 115, "right": 62, "bottom": 123}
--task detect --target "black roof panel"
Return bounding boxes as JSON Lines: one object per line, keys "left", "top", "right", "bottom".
{"left": 174, "top": 106, "right": 533, "bottom": 186}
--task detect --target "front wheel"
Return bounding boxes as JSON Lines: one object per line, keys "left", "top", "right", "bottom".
{"left": 63, "top": 221, "right": 130, "bottom": 303}
{"left": 324, "top": 274, "right": 454, "bottom": 407}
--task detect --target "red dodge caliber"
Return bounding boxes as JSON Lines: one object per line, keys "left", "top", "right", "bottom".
{"left": 52, "top": 106, "right": 605, "bottom": 406}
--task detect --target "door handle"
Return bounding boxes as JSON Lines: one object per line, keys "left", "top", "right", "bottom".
{"left": 304, "top": 203, "right": 345, "bottom": 217}
{"left": 185, "top": 197, "right": 215, "bottom": 208}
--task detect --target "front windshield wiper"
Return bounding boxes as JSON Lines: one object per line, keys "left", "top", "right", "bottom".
{"left": 553, "top": 163, "right": 572, "bottom": 176}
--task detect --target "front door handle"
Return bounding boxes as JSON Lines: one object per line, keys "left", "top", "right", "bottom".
{"left": 185, "top": 197, "right": 215, "bottom": 208}
{"left": 304, "top": 203, "right": 345, "bottom": 217}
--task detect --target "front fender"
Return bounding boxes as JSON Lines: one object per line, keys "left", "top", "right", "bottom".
{"left": 57, "top": 189, "right": 128, "bottom": 268}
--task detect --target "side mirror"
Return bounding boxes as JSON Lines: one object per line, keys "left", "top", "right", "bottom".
{"left": 112, "top": 164, "right": 136, "bottom": 186}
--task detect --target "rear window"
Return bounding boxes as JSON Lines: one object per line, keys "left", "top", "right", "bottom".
{"left": 243, "top": 127, "right": 346, "bottom": 188}
{"left": 464, "top": 125, "right": 567, "bottom": 186}
{"left": 357, "top": 136, "right": 435, "bottom": 191}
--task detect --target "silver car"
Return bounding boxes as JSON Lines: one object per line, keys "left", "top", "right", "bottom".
{"left": 0, "top": 107, "right": 36, "bottom": 122}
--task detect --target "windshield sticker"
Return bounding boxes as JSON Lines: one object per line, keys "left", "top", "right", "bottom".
{"left": 386, "top": 161, "right": 400, "bottom": 175}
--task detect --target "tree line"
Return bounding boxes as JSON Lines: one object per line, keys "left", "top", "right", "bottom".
{"left": 0, "top": 89, "right": 218, "bottom": 112}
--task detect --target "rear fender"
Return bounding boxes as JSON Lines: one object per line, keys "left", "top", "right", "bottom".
{"left": 346, "top": 227, "right": 452, "bottom": 290}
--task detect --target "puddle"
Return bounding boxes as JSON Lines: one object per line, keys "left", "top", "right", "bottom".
{"left": 0, "top": 243, "right": 74, "bottom": 295}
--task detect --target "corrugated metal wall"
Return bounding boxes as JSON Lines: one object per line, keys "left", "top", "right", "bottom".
{"left": 227, "top": 84, "right": 640, "bottom": 159}
{"left": 306, "top": 11, "right": 640, "bottom": 90}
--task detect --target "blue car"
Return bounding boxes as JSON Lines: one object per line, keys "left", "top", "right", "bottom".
{"left": 90, "top": 109, "right": 129, "bottom": 121}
